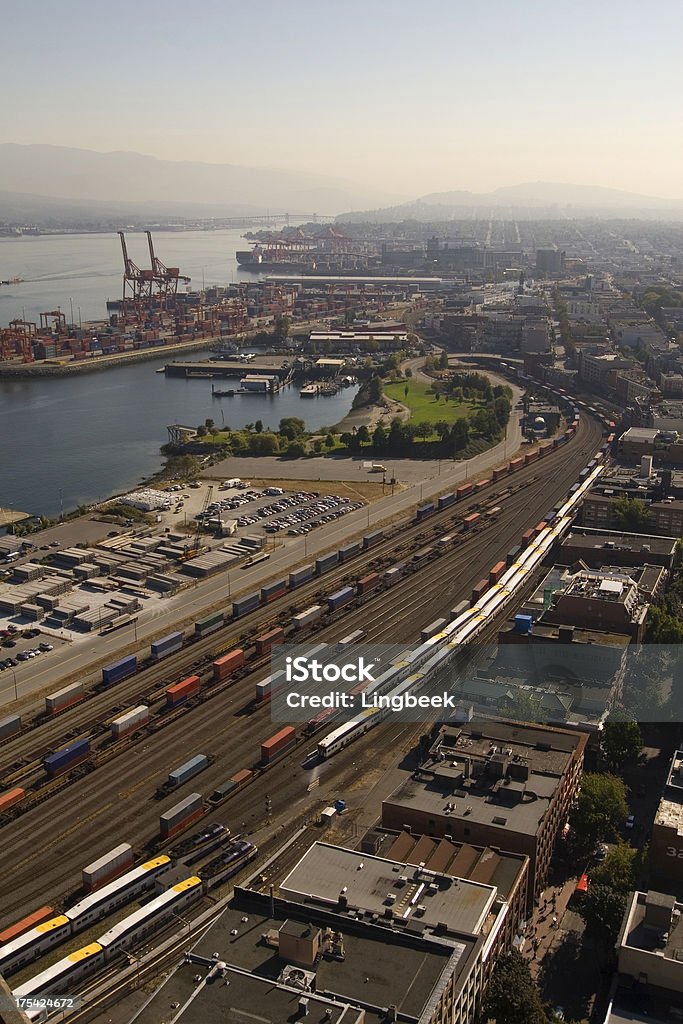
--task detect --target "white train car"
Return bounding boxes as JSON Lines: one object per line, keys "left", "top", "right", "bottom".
{"left": 0, "top": 915, "right": 71, "bottom": 978}
{"left": 13, "top": 941, "right": 105, "bottom": 1005}
{"left": 97, "top": 876, "right": 202, "bottom": 957}
{"left": 66, "top": 855, "right": 170, "bottom": 934}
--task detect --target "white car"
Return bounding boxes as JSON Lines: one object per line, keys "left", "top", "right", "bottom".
{"left": 625, "top": 814, "right": 635, "bottom": 829}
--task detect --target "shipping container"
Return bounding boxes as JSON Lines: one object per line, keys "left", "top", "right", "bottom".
{"left": 508, "top": 458, "right": 524, "bottom": 472}
{"left": 232, "top": 592, "right": 260, "bottom": 619}
{"left": 255, "top": 627, "right": 285, "bottom": 656}
{"left": 260, "top": 579, "right": 287, "bottom": 603}
{"left": 261, "top": 726, "right": 296, "bottom": 764}
{"left": 357, "top": 572, "right": 381, "bottom": 596}
{"left": 166, "top": 674, "right": 201, "bottom": 708}
{"left": 43, "top": 738, "right": 90, "bottom": 778}
{"left": 213, "top": 649, "right": 245, "bottom": 682}
{"left": 456, "top": 483, "right": 474, "bottom": 499}
{"left": 450, "top": 599, "right": 470, "bottom": 619}
{"left": 160, "top": 793, "right": 204, "bottom": 840}
{"left": 151, "top": 631, "right": 183, "bottom": 661}
{"left": 506, "top": 546, "right": 521, "bottom": 567}
{"left": 471, "top": 579, "right": 489, "bottom": 605}
{"left": 315, "top": 552, "right": 339, "bottom": 575}
{"left": 101, "top": 655, "right": 137, "bottom": 687}
{"left": 412, "top": 546, "right": 434, "bottom": 568}
{"left": 463, "top": 512, "right": 480, "bottom": 530}
{"left": 492, "top": 466, "right": 508, "bottom": 481}
{"left": 289, "top": 564, "right": 315, "bottom": 588}
{"left": 420, "top": 618, "right": 448, "bottom": 641}
{"left": 437, "top": 535, "right": 454, "bottom": 549}
{"left": 168, "top": 754, "right": 209, "bottom": 788}
{"left": 338, "top": 540, "right": 362, "bottom": 563}
{"left": 292, "top": 604, "right": 323, "bottom": 629}
{"left": 255, "top": 669, "right": 287, "bottom": 704}
{"left": 338, "top": 629, "right": 366, "bottom": 645}
{"left": 45, "top": 682, "right": 84, "bottom": 715}
{"left": 230, "top": 768, "right": 253, "bottom": 788}
{"left": 111, "top": 705, "right": 149, "bottom": 739}
{"left": 0, "top": 787, "right": 25, "bottom": 813}
{"left": 0, "top": 908, "right": 55, "bottom": 945}
{"left": 210, "top": 779, "right": 238, "bottom": 803}
{"left": 0, "top": 714, "right": 21, "bottom": 741}
{"left": 533, "top": 521, "right": 548, "bottom": 537}
{"left": 437, "top": 492, "right": 456, "bottom": 510}
{"left": 82, "top": 844, "right": 134, "bottom": 892}
{"left": 489, "top": 561, "right": 506, "bottom": 585}
{"left": 194, "top": 611, "right": 224, "bottom": 638}
{"left": 521, "top": 529, "right": 534, "bottom": 548}
{"left": 362, "top": 530, "right": 384, "bottom": 549}
{"left": 415, "top": 503, "right": 435, "bottom": 522}
{"left": 474, "top": 478, "right": 489, "bottom": 491}
{"left": 328, "top": 586, "right": 355, "bottom": 612}
{"left": 383, "top": 565, "right": 405, "bottom": 586}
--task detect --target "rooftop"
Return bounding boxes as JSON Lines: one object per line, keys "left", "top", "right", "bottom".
{"left": 622, "top": 889, "right": 683, "bottom": 966}
{"left": 655, "top": 750, "right": 683, "bottom": 836}
{"left": 561, "top": 530, "right": 677, "bottom": 556}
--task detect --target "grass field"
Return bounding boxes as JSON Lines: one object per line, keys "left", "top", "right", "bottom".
{"left": 383, "top": 379, "right": 476, "bottom": 427}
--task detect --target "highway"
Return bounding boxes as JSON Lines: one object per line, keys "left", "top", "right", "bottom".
{"left": 0, "top": 410, "right": 604, "bottom": 927}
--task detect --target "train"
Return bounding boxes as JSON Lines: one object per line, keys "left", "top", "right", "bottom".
{"left": 315, "top": 458, "right": 606, "bottom": 760}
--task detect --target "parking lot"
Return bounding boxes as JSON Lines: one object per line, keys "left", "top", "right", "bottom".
{"left": 1, "top": 625, "right": 61, "bottom": 680}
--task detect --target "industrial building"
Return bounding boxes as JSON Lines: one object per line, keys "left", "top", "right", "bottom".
{"left": 558, "top": 529, "right": 677, "bottom": 571}
{"left": 382, "top": 721, "right": 587, "bottom": 905}
{"left": 133, "top": 839, "right": 530, "bottom": 1024}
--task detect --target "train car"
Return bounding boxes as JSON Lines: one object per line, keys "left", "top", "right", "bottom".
{"left": 254, "top": 627, "right": 285, "bottom": 657}
{"left": 150, "top": 631, "right": 183, "bottom": 662}
{"left": 260, "top": 579, "right": 288, "bottom": 604}
{"left": 508, "top": 457, "right": 524, "bottom": 473}
{"left": 415, "top": 503, "right": 436, "bottom": 522}
{"left": 450, "top": 599, "right": 470, "bottom": 618}
{"left": 524, "top": 450, "right": 540, "bottom": 466}
{"left": 471, "top": 579, "right": 489, "bottom": 605}
{"left": 210, "top": 768, "right": 253, "bottom": 803}
{"left": 166, "top": 675, "right": 201, "bottom": 708}
{"left": 167, "top": 754, "right": 210, "bottom": 789}
{"left": 255, "top": 669, "right": 287, "bottom": 704}
{"left": 65, "top": 857, "right": 171, "bottom": 933}
{"left": 213, "top": 649, "right": 245, "bottom": 682}
{"left": 43, "top": 738, "right": 90, "bottom": 779}
{"left": 328, "top": 586, "right": 355, "bottom": 612}
{"left": 292, "top": 605, "right": 323, "bottom": 630}
{"left": 492, "top": 466, "right": 508, "bottom": 481}
{"left": 261, "top": 726, "right": 296, "bottom": 765}
{"left": 97, "top": 876, "right": 203, "bottom": 958}
{"left": 463, "top": 513, "right": 480, "bottom": 530}
{"left": 338, "top": 629, "right": 366, "bottom": 645}
{"left": 421, "top": 618, "right": 448, "bottom": 642}
{"left": 411, "top": 546, "right": 434, "bottom": 569}
{"left": 456, "top": 483, "right": 474, "bottom": 499}
{"left": 315, "top": 551, "right": 339, "bottom": 576}
{"left": 383, "top": 564, "right": 405, "bottom": 586}
{"left": 489, "top": 561, "right": 506, "bottom": 585}
{"left": 101, "top": 655, "right": 137, "bottom": 688}
{"left": 111, "top": 705, "right": 149, "bottom": 739}
{"left": 437, "top": 492, "right": 456, "bottom": 510}
{"left": 82, "top": 844, "right": 134, "bottom": 893}
{"left": 232, "top": 592, "right": 260, "bottom": 619}
{"left": 486, "top": 506, "right": 502, "bottom": 519}
{"left": 338, "top": 540, "right": 362, "bottom": 563}
{"left": 45, "top": 682, "right": 84, "bottom": 715}
{"left": 194, "top": 610, "right": 224, "bottom": 638}
{"left": 362, "top": 530, "right": 384, "bottom": 549}
{"left": 506, "top": 545, "right": 521, "bottom": 567}
{"left": 12, "top": 942, "right": 105, "bottom": 1003}
{"left": 533, "top": 521, "right": 548, "bottom": 538}
{"left": 357, "top": 572, "right": 381, "bottom": 596}
{"left": 0, "top": 914, "right": 71, "bottom": 978}
{"left": 474, "top": 478, "right": 489, "bottom": 491}
{"left": 159, "top": 794, "right": 204, "bottom": 841}
{"left": 201, "top": 840, "right": 257, "bottom": 889}
{"left": 0, "top": 787, "right": 25, "bottom": 813}
{"left": 520, "top": 529, "right": 534, "bottom": 548}
{"left": 437, "top": 534, "right": 454, "bottom": 550}
{"left": 289, "top": 564, "right": 315, "bottom": 589}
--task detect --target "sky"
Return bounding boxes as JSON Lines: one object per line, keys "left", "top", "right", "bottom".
{"left": 2, "top": 0, "right": 683, "bottom": 200}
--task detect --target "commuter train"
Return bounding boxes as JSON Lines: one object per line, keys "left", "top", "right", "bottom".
{"left": 317, "top": 460, "right": 605, "bottom": 760}
{"left": 12, "top": 876, "right": 203, "bottom": 1022}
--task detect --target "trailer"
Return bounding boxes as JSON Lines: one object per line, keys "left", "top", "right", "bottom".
{"left": 289, "top": 564, "right": 315, "bottom": 589}
{"left": 357, "top": 572, "right": 381, "bottom": 596}
{"left": 420, "top": 618, "right": 448, "bottom": 641}
{"left": 194, "top": 611, "right": 224, "bottom": 638}
{"left": 292, "top": 605, "right": 323, "bottom": 629}
{"left": 362, "top": 530, "right": 384, "bottom": 549}
{"left": 456, "top": 483, "right": 474, "bottom": 499}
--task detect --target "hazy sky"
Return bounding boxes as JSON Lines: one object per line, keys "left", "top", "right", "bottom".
{"left": 3, "top": 0, "right": 683, "bottom": 199}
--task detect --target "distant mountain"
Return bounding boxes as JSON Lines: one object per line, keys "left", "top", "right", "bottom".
{"left": 338, "top": 181, "right": 683, "bottom": 223}
{"left": 0, "top": 144, "right": 404, "bottom": 218}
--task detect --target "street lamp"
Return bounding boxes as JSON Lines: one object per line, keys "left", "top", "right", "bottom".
{"left": 12, "top": 669, "right": 18, "bottom": 702}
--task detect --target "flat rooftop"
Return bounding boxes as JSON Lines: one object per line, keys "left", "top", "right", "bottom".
{"left": 655, "top": 749, "right": 683, "bottom": 835}
{"left": 134, "top": 886, "right": 460, "bottom": 1024}
{"left": 280, "top": 842, "right": 497, "bottom": 936}
{"left": 561, "top": 530, "right": 677, "bottom": 555}
{"left": 623, "top": 890, "right": 683, "bottom": 963}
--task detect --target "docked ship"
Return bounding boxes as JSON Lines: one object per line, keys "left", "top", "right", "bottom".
{"left": 236, "top": 227, "right": 375, "bottom": 274}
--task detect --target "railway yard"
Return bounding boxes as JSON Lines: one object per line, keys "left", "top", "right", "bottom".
{"left": 0, "top": 395, "right": 608, "bottom": 1022}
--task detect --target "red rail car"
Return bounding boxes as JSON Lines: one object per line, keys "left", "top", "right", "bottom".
{"left": 213, "top": 649, "right": 245, "bottom": 682}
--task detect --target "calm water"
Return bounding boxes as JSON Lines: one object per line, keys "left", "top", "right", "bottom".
{"left": 0, "top": 232, "right": 357, "bottom": 518}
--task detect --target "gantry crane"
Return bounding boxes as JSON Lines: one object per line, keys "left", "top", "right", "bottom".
{"left": 181, "top": 484, "right": 213, "bottom": 560}
{"left": 146, "top": 231, "right": 190, "bottom": 309}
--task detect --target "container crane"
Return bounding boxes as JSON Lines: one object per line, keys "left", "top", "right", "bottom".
{"left": 146, "top": 231, "right": 190, "bottom": 308}
{"left": 118, "top": 231, "right": 153, "bottom": 309}
{"left": 181, "top": 484, "right": 213, "bottom": 561}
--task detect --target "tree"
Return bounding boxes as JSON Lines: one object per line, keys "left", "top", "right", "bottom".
{"left": 196, "top": 424, "right": 207, "bottom": 437}
{"left": 645, "top": 604, "right": 683, "bottom": 643}
{"left": 357, "top": 424, "right": 370, "bottom": 445}
{"left": 254, "top": 419, "right": 264, "bottom": 433}
{"left": 286, "top": 440, "right": 306, "bottom": 458}
{"left": 613, "top": 496, "right": 652, "bottom": 532}
{"left": 405, "top": 367, "right": 413, "bottom": 378}
{"left": 434, "top": 420, "right": 450, "bottom": 442}
{"left": 279, "top": 417, "right": 306, "bottom": 441}
{"left": 312, "top": 438, "right": 324, "bottom": 453}
{"left": 415, "top": 420, "right": 432, "bottom": 441}
{"left": 591, "top": 841, "right": 638, "bottom": 894}
{"left": 273, "top": 314, "right": 290, "bottom": 343}
{"left": 204, "top": 418, "right": 214, "bottom": 431}
{"left": 373, "top": 424, "right": 387, "bottom": 450}
{"left": 438, "top": 349, "right": 449, "bottom": 370}
{"left": 248, "top": 432, "right": 279, "bottom": 456}
{"left": 340, "top": 432, "right": 354, "bottom": 448}
{"left": 483, "top": 951, "right": 548, "bottom": 1024}
{"left": 575, "top": 883, "right": 627, "bottom": 952}
{"left": 325, "top": 433, "right": 335, "bottom": 449}
{"left": 368, "top": 375, "right": 382, "bottom": 402}
{"left": 571, "top": 773, "right": 629, "bottom": 849}
{"left": 404, "top": 383, "right": 409, "bottom": 399}
{"left": 602, "top": 720, "right": 642, "bottom": 770}
{"left": 452, "top": 418, "right": 469, "bottom": 453}
{"left": 494, "top": 395, "right": 511, "bottom": 427}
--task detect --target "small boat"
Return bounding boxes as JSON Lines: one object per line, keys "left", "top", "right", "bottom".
{"left": 212, "top": 387, "right": 235, "bottom": 397}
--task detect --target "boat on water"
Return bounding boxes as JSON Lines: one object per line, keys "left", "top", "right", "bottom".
{"left": 0, "top": 277, "right": 24, "bottom": 285}
{"left": 211, "top": 386, "right": 236, "bottom": 397}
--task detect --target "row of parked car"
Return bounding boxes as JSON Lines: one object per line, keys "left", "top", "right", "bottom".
{"left": 265, "top": 495, "right": 363, "bottom": 534}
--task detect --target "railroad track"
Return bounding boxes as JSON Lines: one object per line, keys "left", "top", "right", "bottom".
{"left": 0, "top": 412, "right": 605, "bottom": 925}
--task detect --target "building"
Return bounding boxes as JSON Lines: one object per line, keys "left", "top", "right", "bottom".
{"left": 582, "top": 492, "right": 683, "bottom": 537}
{"left": 559, "top": 529, "right": 677, "bottom": 570}
{"left": 650, "top": 749, "right": 683, "bottom": 887}
{"left": 536, "top": 248, "right": 565, "bottom": 275}
{"left": 132, "top": 840, "right": 529, "bottom": 1024}
{"left": 382, "top": 721, "right": 587, "bottom": 905}
{"left": 531, "top": 566, "right": 651, "bottom": 642}
{"left": 606, "top": 889, "right": 683, "bottom": 1023}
